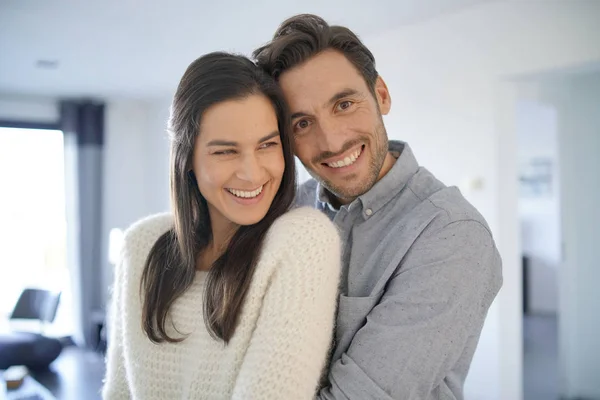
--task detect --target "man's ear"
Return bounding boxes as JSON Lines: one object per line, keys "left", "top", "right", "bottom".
{"left": 374, "top": 76, "right": 391, "bottom": 115}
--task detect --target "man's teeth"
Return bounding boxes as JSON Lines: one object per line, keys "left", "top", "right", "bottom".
{"left": 327, "top": 148, "right": 362, "bottom": 168}
{"left": 228, "top": 185, "right": 263, "bottom": 199}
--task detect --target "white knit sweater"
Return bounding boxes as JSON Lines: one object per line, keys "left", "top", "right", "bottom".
{"left": 102, "top": 207, "right": 340, "bottom": 400}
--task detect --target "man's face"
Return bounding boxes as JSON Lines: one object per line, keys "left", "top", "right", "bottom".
{"left": 279, "top": 49, "right": 392, "bottom": 204}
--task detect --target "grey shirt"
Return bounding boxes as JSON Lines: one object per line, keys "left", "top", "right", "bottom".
{"left": 296, "top": 141, "right": 503, "bottom": 400}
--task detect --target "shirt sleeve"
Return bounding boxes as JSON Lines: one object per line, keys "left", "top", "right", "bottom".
{"left": 102, "top": 248, "right": 132, "bottom": 400}
{"left": 232, "top": 210, "right": 341, "bottom": 400}
{"left": 317, "top": 220, "right": 503, "bottom": 400}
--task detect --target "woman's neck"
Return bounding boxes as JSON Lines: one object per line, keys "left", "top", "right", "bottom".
{"left": 197, "top": 208, "right": 238, "bottom": 271}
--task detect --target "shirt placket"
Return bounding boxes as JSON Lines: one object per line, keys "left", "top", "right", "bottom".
{"left": 333, "top": 204, "right": 360, "bottom": 296}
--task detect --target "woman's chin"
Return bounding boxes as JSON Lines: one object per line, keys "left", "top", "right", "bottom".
{"left": 227, "top": 210, "right": 269, "bottom": 227}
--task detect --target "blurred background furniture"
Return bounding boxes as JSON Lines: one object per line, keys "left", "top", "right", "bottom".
{"left": 0, "top": 289, "right": 63, "bottom": 370}
{"left": 1, "top": 373, "right": 57, "bottom": 400}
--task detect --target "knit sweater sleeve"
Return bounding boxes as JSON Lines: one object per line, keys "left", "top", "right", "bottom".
{"left": 232, "top": 207, "right": 341, "bottom": 400}
{"left": 102, "top": 244, "right": 132, "bottom": 400}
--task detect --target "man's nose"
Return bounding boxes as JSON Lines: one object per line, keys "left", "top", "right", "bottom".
{"left": 314, "top": 118, "right": 347, "bottom": 153}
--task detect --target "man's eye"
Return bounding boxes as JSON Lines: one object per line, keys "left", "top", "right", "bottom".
{"left": 338, "top": 101, "right": 353, "bottom": 110}
{"left": 296, "top": 120, "right": 311, "bottom": 130}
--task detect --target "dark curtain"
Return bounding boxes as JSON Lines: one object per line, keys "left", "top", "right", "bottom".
{"left": 60, "top": 101, "right": 105, "bottom": 348}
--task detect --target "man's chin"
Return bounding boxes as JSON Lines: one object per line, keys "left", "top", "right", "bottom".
{"left": 307, "top": 169, "right": 370, "bottom": 201}
{"left": 322, "top": 182, "right": 369, "bottom": 205}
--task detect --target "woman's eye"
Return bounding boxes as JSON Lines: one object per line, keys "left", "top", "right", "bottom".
{"left": 259, "top": 141, "right": 279, "bottom": 149}
{"left": 213, "top": 149, "right": 236, "bottom": 155}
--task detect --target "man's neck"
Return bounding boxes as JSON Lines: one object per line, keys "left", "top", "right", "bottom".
{"left": 327, "top": 190, "right": 345, "bottom": 209}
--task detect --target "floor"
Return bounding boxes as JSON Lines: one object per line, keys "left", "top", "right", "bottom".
{"left": 31, "top": 346, "right": 105, "bottom": 400}
{"left": 523, "top": 314, "right": 559, "bottom": 400}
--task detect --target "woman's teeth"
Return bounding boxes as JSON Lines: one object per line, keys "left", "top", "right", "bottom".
{"left": 227, "top": 185, "right": 263, "bottom": 198}
{"left": 327, "top": 147, "right": 362, "bottom": 168}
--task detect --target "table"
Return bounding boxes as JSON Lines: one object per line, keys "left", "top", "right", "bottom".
{"left": 1, "top": 375, "right": 56, "bottom": 400}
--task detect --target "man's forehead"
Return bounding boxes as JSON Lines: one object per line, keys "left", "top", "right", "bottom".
{"left": 279, "top": 51, "right": 366, "bottom": 108}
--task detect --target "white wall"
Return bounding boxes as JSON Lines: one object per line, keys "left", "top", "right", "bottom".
{"left": 516, "top": 100, "right": 560, "bottom": 315}
{"left": 0, "top": 94, "right": 58, "bottom": 122}
{"left": 362, "top": 1, "right": 600, "bottom": 399}
{"left": 101, "top": 98, "right": 171, "bottom": 300}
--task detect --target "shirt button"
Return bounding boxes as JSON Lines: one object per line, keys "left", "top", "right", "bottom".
{"left": 365, "top": 208, "right": 373, "bottom": 216}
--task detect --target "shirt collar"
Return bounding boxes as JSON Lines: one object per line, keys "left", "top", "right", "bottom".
{"left": 317, "top": 141, "right": 419, "bottom": 217}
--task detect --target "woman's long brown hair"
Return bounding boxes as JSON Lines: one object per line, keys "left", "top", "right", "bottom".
{"left": 140, "top": 52, "right": 296, "bottom": 344}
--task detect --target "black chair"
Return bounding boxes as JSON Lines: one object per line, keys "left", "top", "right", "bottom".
{"left": 0, "top": 288, "right": 63, "bottom": 370}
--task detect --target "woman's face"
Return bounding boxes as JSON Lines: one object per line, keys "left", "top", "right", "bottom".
{"left": 192, "top": 94, "right": 285, "bottom": 229}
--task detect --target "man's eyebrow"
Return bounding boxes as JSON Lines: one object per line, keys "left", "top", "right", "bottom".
{"left": 291, "top": 111, "right": 311, "bottom": 120}
{"left": 326, "top": 89, "right": 359, "bottom": 107}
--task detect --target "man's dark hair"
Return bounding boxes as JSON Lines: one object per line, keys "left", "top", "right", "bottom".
{"left": 253, "top": 14, "right": 378, "bottom": 92}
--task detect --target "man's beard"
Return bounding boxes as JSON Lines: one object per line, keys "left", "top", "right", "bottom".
{"left": 308, "top": 122, "right": 389, "bottom": 204}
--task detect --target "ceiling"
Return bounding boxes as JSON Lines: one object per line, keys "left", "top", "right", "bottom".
{"left": 0, "top": 0, "right": 495, "bottom": 99}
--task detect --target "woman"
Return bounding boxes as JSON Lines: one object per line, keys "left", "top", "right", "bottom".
{"left": 102, "top": 53, "right": 341, "bottom": 399}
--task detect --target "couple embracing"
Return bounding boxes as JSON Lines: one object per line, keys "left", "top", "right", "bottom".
{"left": 103, "top": 13, "right": 502, "bottom": 400}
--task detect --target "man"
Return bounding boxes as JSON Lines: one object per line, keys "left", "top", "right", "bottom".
{"left": 254, "top": 14, "right": 502, "bottom": 400}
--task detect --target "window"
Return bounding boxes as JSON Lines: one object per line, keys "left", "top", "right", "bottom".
{"left": 0, "top": 127, "right": 71, "bottom": 335}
